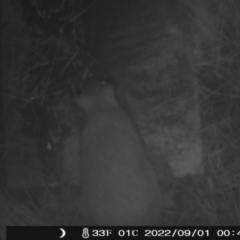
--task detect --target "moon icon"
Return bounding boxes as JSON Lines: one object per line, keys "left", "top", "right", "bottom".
{"left": 60, "top": 228, "right": 66, "bottom": 238}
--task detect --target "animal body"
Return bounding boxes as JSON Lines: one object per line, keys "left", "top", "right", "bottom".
{"left": 75, "top": 80, "right": 162, "bottom": 226}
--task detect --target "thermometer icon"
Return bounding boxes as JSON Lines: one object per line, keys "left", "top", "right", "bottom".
{"left": 82, "top": 228, "right": 90, "bottom": 239}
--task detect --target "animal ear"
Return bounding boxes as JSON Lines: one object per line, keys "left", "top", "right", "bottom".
{"left": 75, "top": 96, "right": 92, "bottom": 112}
{"left": 103, "top": 84, "right": 115, "bottom": 99}
{"left": 74, "top": 95, "right": 81, "bottom": 106}
{"left": 74, "top": 95, "right": 86, "bottom": 109}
